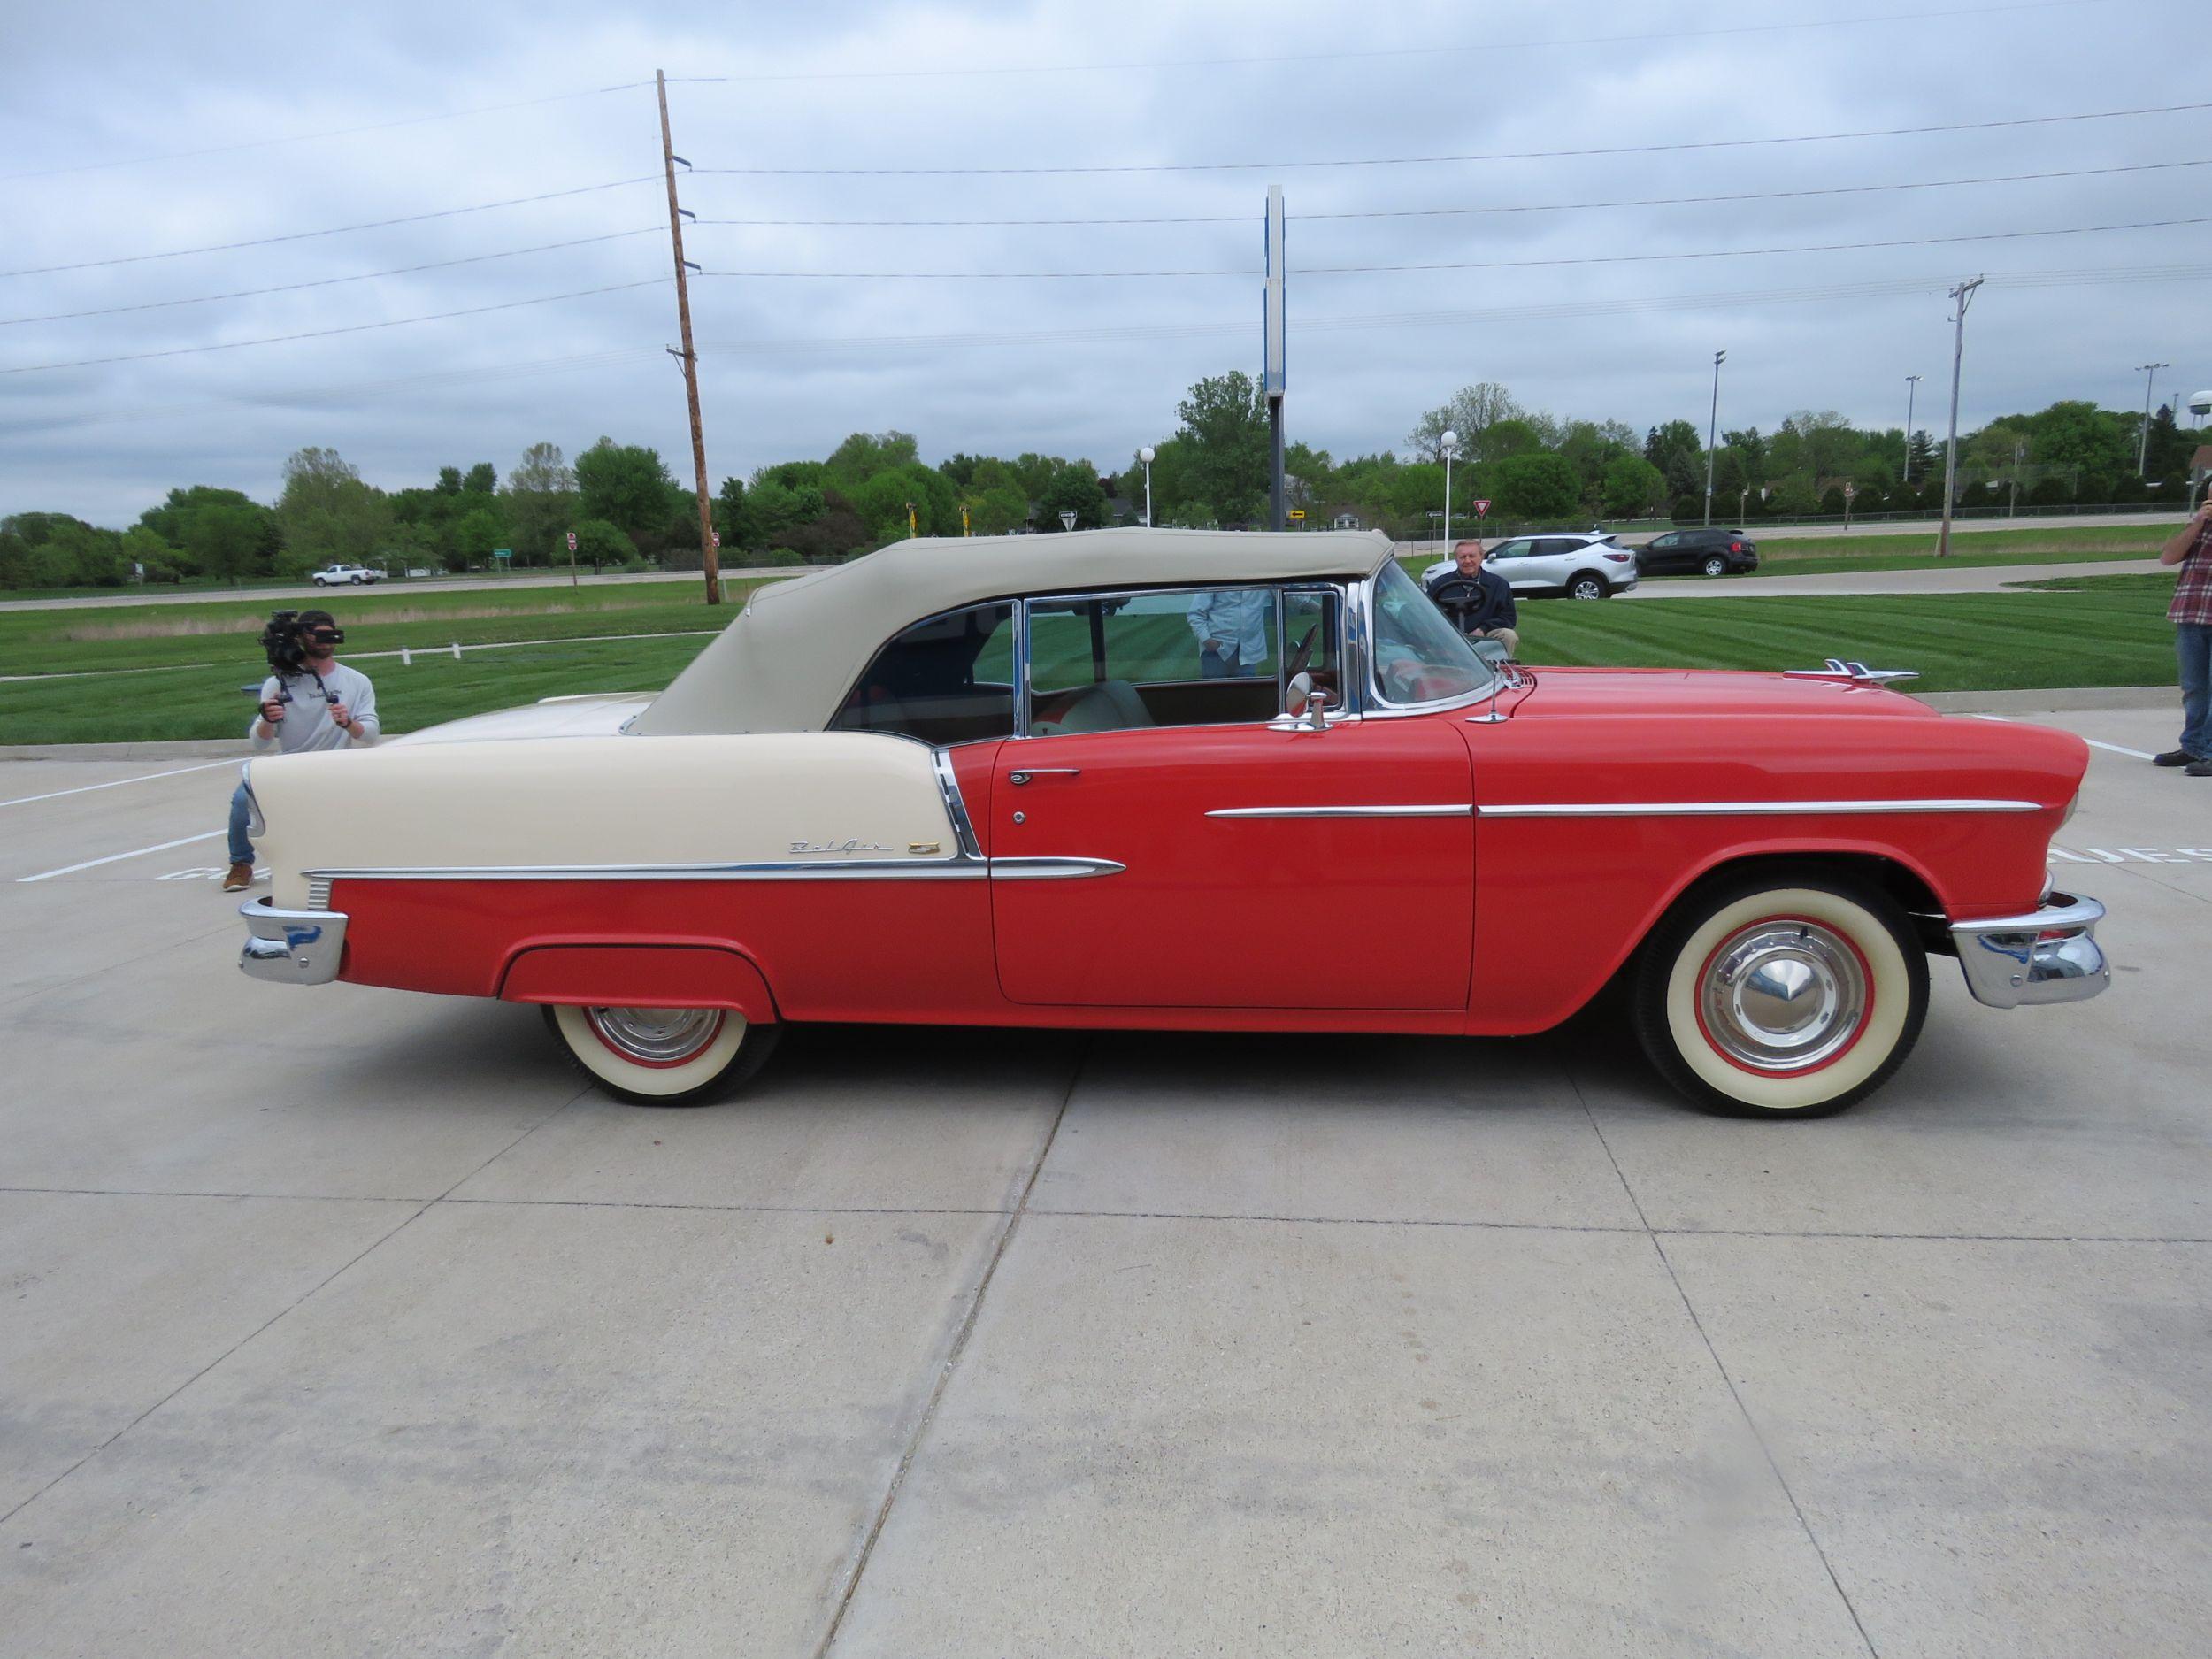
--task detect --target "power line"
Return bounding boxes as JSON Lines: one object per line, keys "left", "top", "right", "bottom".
{"left": 0, "top": 82, "right": 654, "bottom": 185}
{"left": 0, "top": 280, "right": 662, "bottom": 375}
{"left": 0, "top": 230, "right": 664, "bottom": 326}
{"left": 690, "top": 99, "right": 2212, "bottom": 176}
{"left": 0, "top": 178, "right": 663, "bottom": 278}
{"left": 690, "top": 158, "right": 2212, "bottom": 228}
{"left": 669, "top": 0, "right": 2112, "bottom": 82}
{"left": 692, "top": 215, "right": 2212, "bottom": 278}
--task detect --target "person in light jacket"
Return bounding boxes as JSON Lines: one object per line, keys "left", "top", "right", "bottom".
{"left": 224, "top": 609, "right": 379, "bottom": 892}
{"left": 1186, "top": 588, "right": 1271, "bottom": 679}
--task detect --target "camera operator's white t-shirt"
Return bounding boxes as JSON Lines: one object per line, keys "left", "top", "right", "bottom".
{"left": 247, "top": 664, "right": 379, "bottom": 753}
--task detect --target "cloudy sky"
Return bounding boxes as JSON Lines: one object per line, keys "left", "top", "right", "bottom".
{"left": 3, "top": 0, "right": 2208, "bottom": 525}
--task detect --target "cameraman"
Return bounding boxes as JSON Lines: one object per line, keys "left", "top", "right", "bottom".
{"left": 1424, "top": 539, "right": 1519, "bottom": 658}
{"left": 223, "top": 608, "right": 378, "bottom": 892}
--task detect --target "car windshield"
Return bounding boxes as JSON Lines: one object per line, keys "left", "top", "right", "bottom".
{"left": 1368, "top": 560, "right": 1498, "bottom": 706}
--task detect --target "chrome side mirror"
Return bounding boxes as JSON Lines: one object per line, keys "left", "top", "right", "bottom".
{"left": 1302, "top": 688, "right": 1330, "bottom": 731}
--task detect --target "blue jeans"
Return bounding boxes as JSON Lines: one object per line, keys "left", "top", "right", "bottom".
{"left": 2180, "top": 624, "right": 2212, "bottom": 759}
{"left": 227, "top": 779, "right": 254, "bottom": 864}
{"left": 1200, "top": 646, "right": 1253, "bottom": 680}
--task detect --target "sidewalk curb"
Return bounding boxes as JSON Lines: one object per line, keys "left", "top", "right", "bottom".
{"left": 0, "top": 740, "right": 248, "bottom": 763}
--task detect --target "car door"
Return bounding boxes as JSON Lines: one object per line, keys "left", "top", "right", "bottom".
{"left": 988, "top": 587, "right": 1473, "bottom": 1010}
{"left": 1487, "top": 538, "right": 1542, "bottom": 592}
{"left": 1642, "top": 533, "right": 1680, "bottom": 574}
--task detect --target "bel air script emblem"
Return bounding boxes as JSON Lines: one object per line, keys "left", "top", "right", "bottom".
{"left": 788, "top": 837, "right": 894, "bottom": 856}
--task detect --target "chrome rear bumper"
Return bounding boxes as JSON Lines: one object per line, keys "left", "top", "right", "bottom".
{"left": 1949, "top": 891, "right": 2108, "bottom": 1009}
{"left": 238, "top": 897, "right": 348, "bottom": 985}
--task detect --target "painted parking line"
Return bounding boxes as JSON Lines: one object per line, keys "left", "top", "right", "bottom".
{"left": 1972, "top": 713, "right": 2156, "bottom": 761}
{"left": 0, "top": 757, "right": 236, "bottom": 808}
{"left": 16, "top": 830, "right": 224, "bottom": 884}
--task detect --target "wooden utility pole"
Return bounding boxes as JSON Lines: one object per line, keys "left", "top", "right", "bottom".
{"left": 1935, "top": 275, "right": 1983, "bottom": 560}
{"left": 657, "top": 69, "right": 720, "bottom": 605}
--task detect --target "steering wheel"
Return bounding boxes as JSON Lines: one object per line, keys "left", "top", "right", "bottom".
{"left": 1285, "top": 623, "right": 1318, "bottom": 681}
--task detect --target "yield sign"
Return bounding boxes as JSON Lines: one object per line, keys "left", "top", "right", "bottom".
{"left": 1473, "top": 499, "right": 1492, "bottom": 517}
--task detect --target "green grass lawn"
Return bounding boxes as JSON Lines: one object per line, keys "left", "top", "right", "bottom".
{"left": 0, "top": 571, "right": 2180, "bottom": 745}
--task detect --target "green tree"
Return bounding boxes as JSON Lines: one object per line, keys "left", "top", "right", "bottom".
{"left": 968, "top": 484, "right": 1029, "bottom": 535}
{"left": 454, "top": 505, "right": 509, "bottom": 568}
{"left": 182, "top": 502, "right": 271, "bottom": 582}
{"left": 826, "top": 430, "right": 920, "bottom": 488}
{"left": 462, "top": 462, "right": 497, "bottom": 495}
{"left": 501, "top": 442, "right": 577, "bottom": 565}
{"left": 1175, "top": 371, "right": 1270, "bottom": 524}
{"left": 119, "top": 524, "right": 182, "bottom": 581}
{"left": 1407, "top": 382, "right": 1523, "bottom": 462}
{"left": 1489, "top": 453, "right": 1581, "bottom": 522}
{"left": 434, "top": 466, "right": 463, "bottom": 495}
{"left": 1600, "top": 455, "right": 1666, "bottom": 518}
{"left": 276, "top": 446, "right": 392, "bottom": 572}
{"left": 570, "top": 518, "right": 633, "bottom": 571}
{"left": 713, "top": 476, "right": 747, "bottom": 549}
{"left": 1037, "top": 462, "right": 1110, "bottom": 530}
{"left": 575, "top": 438, "right": 675, "bottom": 546}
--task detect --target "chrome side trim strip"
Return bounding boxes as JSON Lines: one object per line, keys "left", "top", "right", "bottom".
{"left": 930, "top": 748, "right": 985, "bottom": 858}
{"left": 1475, "top": 797, "right": 2042, "bottom": 818}
{"left": 306, "top": 859, "right": 987, "bottom": 882}
{"left": 1205, "top": 804, "right": 1472, "bottom": 818}
{"left": 301, "top": 855, "right": 1121, "bottom": 883}
{"left": 987, "top": 856, "right": 1126, "bottom": 879}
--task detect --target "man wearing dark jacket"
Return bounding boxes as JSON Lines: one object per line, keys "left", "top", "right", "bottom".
{"left": 1424, "top": 540, "right": 1519, "bottom": 657}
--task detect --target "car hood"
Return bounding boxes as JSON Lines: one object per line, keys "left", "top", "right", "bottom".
{"left": 1508, "top": 665, "right": 1939, "bottom": 720}
{"left": 389, "top": 693, "right": 655, "bottom": 746}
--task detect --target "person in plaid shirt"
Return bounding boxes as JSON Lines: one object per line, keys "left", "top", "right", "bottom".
{"left": 2155, "top": 497, "right": 2212, "bottom": 776}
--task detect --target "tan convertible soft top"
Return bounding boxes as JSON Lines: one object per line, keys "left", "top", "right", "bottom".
{"left": 631, "top": 526, "right": 1394, "bottom": 736}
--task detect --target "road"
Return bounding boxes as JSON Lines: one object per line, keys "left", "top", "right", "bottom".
{"left": 1, "top": 710, "right": 2205, "bottom": 1655}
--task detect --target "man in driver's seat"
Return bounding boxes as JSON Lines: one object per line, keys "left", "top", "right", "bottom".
{"left": 1424, "top": 540, "right": 1518, "bottom": 658}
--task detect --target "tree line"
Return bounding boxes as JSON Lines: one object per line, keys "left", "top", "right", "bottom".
{"left": 4, "top": 373, "right": 2201, "bottom": 589}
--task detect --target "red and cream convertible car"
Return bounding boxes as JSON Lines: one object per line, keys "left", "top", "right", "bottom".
{"left": 238, "top": 530, "right": 2108, "bottom": 1116}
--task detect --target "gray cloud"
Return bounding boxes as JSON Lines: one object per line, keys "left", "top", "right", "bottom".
{"left": 3, "top": 0, "right": 2208, "bottom": 524}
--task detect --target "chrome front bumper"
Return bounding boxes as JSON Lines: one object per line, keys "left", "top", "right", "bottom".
{"left": 238, "top": 897, "right": 348, "bottom": 985}
{"left": 1949, "top": 891, "right": 2109, "bottom": 1010}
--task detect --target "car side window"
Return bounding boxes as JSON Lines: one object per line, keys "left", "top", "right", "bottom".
{"left": 831, "top": 602, "right": 1017, "bottom": 746}
{"left": 1650, "top": 534, "right": 1676, "bottom": 551}
{"left": 1490, "top": 539, "right": 1532, "bottom": 559}
{"left": 1026, "top": 587, "right": 1310, "bottom": 736}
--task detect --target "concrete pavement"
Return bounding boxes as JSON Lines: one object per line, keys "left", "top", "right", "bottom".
{"left": 1, "top": 718, "right": 2207, "bottom": 1656}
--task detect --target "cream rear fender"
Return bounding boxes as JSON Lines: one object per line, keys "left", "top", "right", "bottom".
{"left": 244, "top": 731, "right": 965, "bottom": 910}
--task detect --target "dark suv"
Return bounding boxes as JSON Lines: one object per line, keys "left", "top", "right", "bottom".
{"left": 1636, "top": 528, "right": 1759, "bottom": 577}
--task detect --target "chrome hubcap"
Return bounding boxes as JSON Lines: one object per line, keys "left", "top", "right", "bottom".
{"left": 1699, "top": 921, "right": 1867, "bottom": 1072}
{"left": 586, "top": 1006, "right": 726, "bottom": 1064}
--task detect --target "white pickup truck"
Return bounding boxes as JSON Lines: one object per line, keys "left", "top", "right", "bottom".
{"left": 311, "top": 564, "right": 386, "bottom": 586}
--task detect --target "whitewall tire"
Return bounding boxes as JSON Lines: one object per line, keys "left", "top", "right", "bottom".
{"left": 544, "top": 1004, "right": 780, "bottom": 1106}
{"left": 1632, "top": 874, "right": 1927, "bottom": 1116}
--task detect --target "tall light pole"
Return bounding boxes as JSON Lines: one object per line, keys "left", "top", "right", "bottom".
{"left": 1440, "top": 429, "right": 1458, "bottom": 554}
{"left": 1936, "top": 275, "right": 1984, "bottom": 559}
{"left": 1139, "top": 445, "right": 1156, "bottom": 527}
{"left": 1703, "top": 349, "right": 1725, "bottom": 526}
{"left": 2136, "top": 361, "right": 2170, "bottom": 478}
{"left": 2008, "top": 440, "right": 2025, "bottom": 517}
{"left": 1902, "top": 373, "right": 1923, "bottom": 483}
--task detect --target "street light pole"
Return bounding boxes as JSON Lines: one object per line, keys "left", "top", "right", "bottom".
{"left": 1440, "top": 429, "right": 1458, "bottom": 555}
{"left": 2136, "top": 361, "right": 2170, "bottom": 478}
{"left": 1903, "top": 373, "right": 1922, "bottom": 482}
{"left": 1703, "top": 349, "right": 1725, "bottom": 526}
{"left": 1139, "top": 445, "right": 1156, "bottom": 527}
{"left": 2008, "top": 440, "right": 2025, "bottom": 516}
{"left": 1936, "top": 276, "right": 1984, "bottom": 559}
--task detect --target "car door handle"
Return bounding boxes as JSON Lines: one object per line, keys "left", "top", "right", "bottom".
{"left": 1008, "top": 769, "right": 1082, "bottom": 786}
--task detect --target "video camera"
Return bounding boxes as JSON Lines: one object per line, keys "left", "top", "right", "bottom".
{"left": 247, "top": 610, "right": 345, "bottom": 709}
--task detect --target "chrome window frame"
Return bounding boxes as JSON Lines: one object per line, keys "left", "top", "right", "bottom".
{"left": 1012, "top": 580, "right": 1352, "bottom": 740}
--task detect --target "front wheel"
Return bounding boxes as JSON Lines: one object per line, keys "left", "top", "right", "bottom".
{"left": 543, "top": 1003, "right": 781, "bottom": 1105}
{"left": 1701, "top": 555, "right": 1728, "bottom": 577}
{"left": 1568, "top": 572, "right": 1609, "bottom": 600}
{"left": 1631, "top": 873, "right": 1927, "bottom": 1116}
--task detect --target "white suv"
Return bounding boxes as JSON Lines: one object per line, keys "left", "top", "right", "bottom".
{"left": 1421, "top": 533, "right": 1637, "bottom": 600}
{"left": 311, "top": 563, "right": 385, "bottom": 586}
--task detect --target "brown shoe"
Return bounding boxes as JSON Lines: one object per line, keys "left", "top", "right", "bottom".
{"left": 222, "top": 862, "right": 253, "bottom": 892}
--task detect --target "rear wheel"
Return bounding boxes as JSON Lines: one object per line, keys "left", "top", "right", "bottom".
{"left": 1632, "top": 872, "right": 1927, "bottom": 1116}
{"left": 1701, "top": 555, "right": 1728, "bottom": 577}
{"left": 1568, "top": 572, "right": 1609, "bottom": 600}
{"left": 542, "top": 1003, "right": 780, "bottom": 1105}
